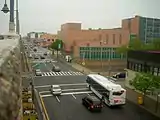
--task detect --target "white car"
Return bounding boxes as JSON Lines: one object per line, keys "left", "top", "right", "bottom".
{"left": 50, "top": 85, "right": 62, "bottom": 95}
{"left": 35, "top": 69, "right": 42, "bottom": 76}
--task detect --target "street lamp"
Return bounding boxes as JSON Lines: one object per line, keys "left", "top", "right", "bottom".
{"left": 1, "top": 0, "right": 9, "bottom": 13}
{"left": 100, "top": 41, "right": 103, "bottom": 70}
{"left": 1, "top": 0, "right": 20, "bottom": 34}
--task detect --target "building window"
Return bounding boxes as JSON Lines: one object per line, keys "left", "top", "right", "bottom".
{"left": 99, "top": 34, "right": 102, "bottom": 40}
{"left": 119, "top": 34, "right": 122, "bottom": 44}
{"left": 113, "top": 34, "right": 115, "bottom": 44}
{"left": 105, "top": 34, "right": 108, "bottom": 44}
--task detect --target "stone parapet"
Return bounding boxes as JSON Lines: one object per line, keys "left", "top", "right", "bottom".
{"left": 0, "top": 33, "right": 22, "bottom": 120}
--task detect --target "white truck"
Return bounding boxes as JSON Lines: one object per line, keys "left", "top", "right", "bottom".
{"left": 65, "top": 55, "right": 72, "bottom": 62}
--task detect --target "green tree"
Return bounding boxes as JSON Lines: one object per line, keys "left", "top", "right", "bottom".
{"left": 117, "top": 38, "right": 160, "bottom": 54}
{"left": 130, "top": 73, "right": 160, "bottom": 104}
{"left": 50, "top": 39, "right": 63, "bottom": 50}
{"left": 116, "top": 45, "right": 128, "bottom": 54}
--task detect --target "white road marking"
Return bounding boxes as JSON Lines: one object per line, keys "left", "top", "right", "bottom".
{"left": 35, "top": 83, "right": 87, "bottom": 88}
{"left": 56, "top": 96, "right": 60, "bottom": 102}
{"left": 39, "top": 91, "right": 50, "bottom": 94}
{"left": 71, "top": 94, "right": 76, "bottom": 99}
{"left": 35, "top": 85, "right": 51, "bottom": 88}
{"left": 62, "top": 88, "right": 88, "bottom": 92}
{"left": 61, "top": 91, "right": 92, "bottom": 96}
{"left": 59, "top": 83, "right": 87, "bottom": 86}
{"left": 41, "top": 94, "right": 52, "bottom": 98}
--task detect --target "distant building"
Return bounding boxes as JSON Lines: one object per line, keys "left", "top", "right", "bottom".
{"left": 127, "top": 50, "right": 160, "bottom": 76}
{"left": 27, "top": 32, "right": 46, "bottom": 40}
{"left": 39, "top": 33, "right": 57, "bottom": 47}
{"left": 57, "top": 23, "right": 129, "bottom": 71}
{"left": 122, "top": 15, "right": 160, "bottom": 43}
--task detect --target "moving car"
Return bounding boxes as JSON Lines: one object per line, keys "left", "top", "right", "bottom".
{"left": 50, "top": 85, "right": 62, "bottom": 95}
{"left": 52, "top": 65, "right": 61, "bottom": 72}
{"left": 34, "top": 55, "right": 39, "bottom": 59}
{"left": 40, "top": 56, "right": 45, "bottom": 59}
{"left": 82, "top": 96, "right": 103, "bottom": 112}
{"left": 35, "top": 69, "right": 42, "bottom": 76}
{"left": 44, "top": 52, "right": 47, "bottom": 56}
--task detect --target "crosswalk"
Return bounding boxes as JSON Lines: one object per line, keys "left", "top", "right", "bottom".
{"left": 40, "top": 71, "right": 84, "bottom": 76}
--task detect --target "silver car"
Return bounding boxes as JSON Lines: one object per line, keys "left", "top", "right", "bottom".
{"left": 35, "top": 69, "right": 42, "bottom": 76}
{"left": 52, "top": 65, "right": 61, "bottom": 72}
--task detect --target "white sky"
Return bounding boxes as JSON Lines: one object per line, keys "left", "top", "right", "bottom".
{"left": 0, "top": 0, "right": 159, "bottom": 35}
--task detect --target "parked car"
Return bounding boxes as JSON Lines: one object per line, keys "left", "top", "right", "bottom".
{"left": 52, "top": 65, "right": 61, "bottom": 72}
{"left": 82, "top": 96, "right": 103, "bottom": 112}
{"left": 112, "top": 72, "right": 126, "bottom": 79}
{"left": 50, "top": 85, "right": 62, "bottom": 95}
{"left": 35, "top": 69, "right": 42, "bottom": 76}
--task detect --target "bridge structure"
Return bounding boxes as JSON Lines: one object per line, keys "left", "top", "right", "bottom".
{"left": 0, "top": 33, "right": 22, "bottom": 120}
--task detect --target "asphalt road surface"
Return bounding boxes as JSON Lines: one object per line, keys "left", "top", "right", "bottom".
{"left": 32, "top": 53, "right": 160, "bottom": 120}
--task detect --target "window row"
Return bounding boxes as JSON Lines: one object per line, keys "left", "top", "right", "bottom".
{"left": 98, "top": 34, "right": 122, "bottom": 45}
{"left": 80, "top": 47, "right": 117, "bottom": 51}
{"left": 79, "top": 51, "right": 126, "bottom": 60}
{"left": 127, "top": 61, "right": 160, "bottom": 76}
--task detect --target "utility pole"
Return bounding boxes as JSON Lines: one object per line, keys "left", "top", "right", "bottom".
{"left": 100, "top": 41, "right": 103, "bottom": 70}
{"left": 9, "top": 0, "right": 15, "bottom": 32}
{"left": 16, "top": 0, "right": 20, "bottom": 34}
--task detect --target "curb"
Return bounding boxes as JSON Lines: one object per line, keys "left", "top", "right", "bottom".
{"left": 34, "top": 89, "right": 46, "bottom": 120}
{"left": 39, "top": 93, "right": 50, "bottom": 120}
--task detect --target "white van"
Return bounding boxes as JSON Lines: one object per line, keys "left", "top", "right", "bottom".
{"left": 65, "top": 55, "right": 72, "bottom": 62}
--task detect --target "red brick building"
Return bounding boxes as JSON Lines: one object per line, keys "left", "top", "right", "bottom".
{"left": 57, "top": 15, "right": 160, "bottom": 71}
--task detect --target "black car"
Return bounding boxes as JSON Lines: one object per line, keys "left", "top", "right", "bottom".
{"left": 82, "top": 96, "right": 103, "bottom": 112}
{"left": 44, "top": 52, "right": 47, "bottom": 56}
{"left": 40, "top": 56, "right": 45, "bottom": 59}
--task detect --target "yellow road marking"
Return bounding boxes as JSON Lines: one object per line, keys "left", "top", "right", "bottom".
{"left": 39, "top": 93, "right": 50, "bottom": 120}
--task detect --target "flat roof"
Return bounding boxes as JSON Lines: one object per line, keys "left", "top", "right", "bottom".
{"left": 0, "top": 34, "right": 19, "bottom": 66}
{"left": 88, "top": 74, "right": 124, "bottom": 91}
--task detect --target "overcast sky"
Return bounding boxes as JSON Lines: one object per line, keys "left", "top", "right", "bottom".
{"left": 0, "top": 0, "right": 159, "bottom": 35}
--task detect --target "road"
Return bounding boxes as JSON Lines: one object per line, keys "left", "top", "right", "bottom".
{"left": 31, "top": 49, "right": 160, "bottom": 120}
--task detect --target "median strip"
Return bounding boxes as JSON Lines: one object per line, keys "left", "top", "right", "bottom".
{"left": 39, "top": 93, "right": 50, "bottom": 120}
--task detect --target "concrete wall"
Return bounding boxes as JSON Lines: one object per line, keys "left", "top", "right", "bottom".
{"left": 0, "top": 34, "right": 22, "bottom": 120}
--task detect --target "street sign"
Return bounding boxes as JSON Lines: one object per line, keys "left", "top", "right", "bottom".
{"left": 58, "top": 44, "right": 61, "bottom": 49}
{"left": 82, "top": 62, "right": 85, "bottom": 66}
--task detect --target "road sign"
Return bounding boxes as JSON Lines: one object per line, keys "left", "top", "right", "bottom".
{"left": 58, "top": 44, "right": 61, "bottom": 49}
{"left": 82, "top": 62, "right": 85, "bottom": 66}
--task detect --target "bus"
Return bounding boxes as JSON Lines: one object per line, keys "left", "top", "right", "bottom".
{"left": 86, "top": 74, "right": 126, "bottom": 107}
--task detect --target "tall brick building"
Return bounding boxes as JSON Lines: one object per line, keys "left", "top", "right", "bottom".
{"left": 57, "top": 16, "right": 160, "bottom": 71}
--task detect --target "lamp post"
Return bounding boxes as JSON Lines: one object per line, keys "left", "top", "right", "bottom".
{"left": 1, "top": 0, "right": 20, "bottom": 34}
{"left": 100, "top": 41, "right": 103, "bottom": 70}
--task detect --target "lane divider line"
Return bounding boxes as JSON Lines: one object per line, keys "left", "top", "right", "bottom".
{"left": 39, "top": 93, "right": 50, "bottom": 120}
{"left": 56, "top": 96, "right": 60, "bottom": 102}
{"left": 35, "top": 83, "right": 87, "bottom": 88}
